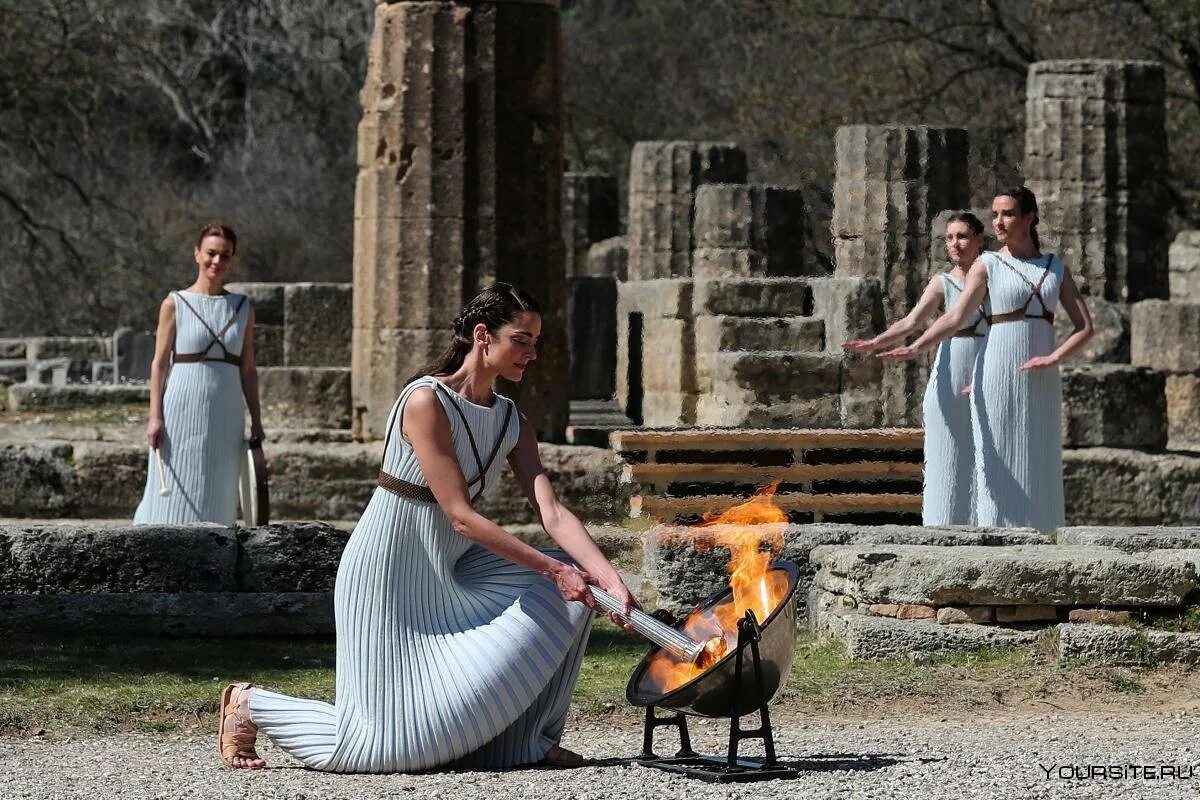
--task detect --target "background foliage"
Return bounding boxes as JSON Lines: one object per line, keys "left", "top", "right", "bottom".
{"left": 4, "top": 0, "right": 1200, "bottom": 334}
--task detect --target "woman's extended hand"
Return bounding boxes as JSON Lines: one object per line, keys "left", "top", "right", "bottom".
{"left": 1020, "top": 355, "right": 1058, "bottom": 371}
{"left": 842, "top": 339, "right": 878, "bottom": 354}
{"left": 147, "top": 417, "right": 165, "bottom": 449}
{"left": 878, "top": 345, "right": 921, "bottom": 361}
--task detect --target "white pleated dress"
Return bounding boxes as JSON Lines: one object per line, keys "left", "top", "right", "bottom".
{"left": 133, "top": 291, "right": 248, "bottom": 526}
{"left": 249, "top": 376, "right": 594, "bottom": 773}
{"left": 921, "top": 274, "right": 987, "bottom": 526}
{"left": 970, "top": 252, "right": 1066, "bottom": 533}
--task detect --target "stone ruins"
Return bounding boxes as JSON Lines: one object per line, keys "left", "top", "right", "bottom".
{"left": 3, "top": 2, "right": 1200, "bottom": 661}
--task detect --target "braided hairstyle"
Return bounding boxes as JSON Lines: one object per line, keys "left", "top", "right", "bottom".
{"left": 995, "top": 186, "right": 1041, "bottom": 251}
{"left": 414, "top": 282, "right": 542, "bottom": 381}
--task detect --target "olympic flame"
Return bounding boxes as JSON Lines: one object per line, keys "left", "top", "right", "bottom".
{"left": 644, "top": 484, "right": 789, "bottom": 693}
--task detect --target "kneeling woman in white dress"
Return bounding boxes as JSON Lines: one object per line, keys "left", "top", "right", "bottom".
{"left": 218, "top": 283, "right": 637, "bottom": 772}
{"left": 844, "top": 212, "right": 988, "bottom": 525}
{"left": 880, "top": 187, "right": 1095, "bottom": 532}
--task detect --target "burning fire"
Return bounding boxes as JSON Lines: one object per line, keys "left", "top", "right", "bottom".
{"left": 644, "top": 484, "right": 790, "bottom": 693}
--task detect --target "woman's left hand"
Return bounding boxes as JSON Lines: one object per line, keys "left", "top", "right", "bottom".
{"left": 250, "top": 421, "right": 266, "bottom": 442}
{"left": 1020, "top": 355, "right": 1058, "bottom": 371}
{"left": 596, "top": 574, "right": 640, "bottom": 633}
{"left": 878, "top": 345, "right": 921, "bottom": 361}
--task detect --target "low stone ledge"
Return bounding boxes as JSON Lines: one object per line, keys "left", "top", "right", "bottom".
{"left": 7, "top": 384, "right": 149, "bottom": 412}
{"left": 1057, "top": 623, "right": 1200, "bottom": 665}
{"left": 1061, "top": 365, "right": 1167, "bottom": 449}
{"left": 0, "top": 592, "right": 333, "bottom": 636}
{"left": 1056, "top": 526, "right": 1200, "bottom": 552}
{"left": 0, "top": 439, "right": 625, "bottom": 524}
{"left": 644, "top": 523, "right": 1047, "bottom": 616}
{"left": 1063, "top": 448, "right": 1200, "bottom": 526}
{"left": 238, "top": 523, "right": 350, "bottom": 592}
{"left": 0, "top": 522, "right": 347, "bottom": 593}
{"left": 822, "top": 609, "right": 1038, "bottom": 660}
{"left": 810, "top": 544, "right": 1196, "bottom": 607}
{"left": 0, "top": 524, "right": 237, "bottom": 593}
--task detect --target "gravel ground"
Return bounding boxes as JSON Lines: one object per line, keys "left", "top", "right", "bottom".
{"left": 2, "top": 711, "right": 1198, "bottom": 800}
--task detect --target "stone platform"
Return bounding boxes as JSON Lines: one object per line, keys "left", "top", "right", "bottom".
{"left": 644, "top": 521, "right": 1200, "bottom": 663}
{"left": 0, "top": 521, "right": 641, "bottom": 636}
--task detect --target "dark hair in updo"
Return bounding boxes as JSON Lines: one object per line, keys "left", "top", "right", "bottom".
{"left": 945, "top": 211, "right": 985, "bottom": 237}
{"left": 416, "top": 282, "right": 542, "bottom": 380}
{"left": 994, "top": 186, "right": 1040, "bottom": 251}
{"left": 195, "top": 222, "right": 238, "bottom": 254}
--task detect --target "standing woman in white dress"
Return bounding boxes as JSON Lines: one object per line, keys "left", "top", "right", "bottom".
{"left": 879, "top": 188, "right": 1094, "bottom": 532}
{"left": 217, "top": 283, "right": 637, "bottom": 772}
{"left": 133, "top": 223, "right": 265, "bottom": 526}
{"left": 843, "top": 212, "right": 988, "bottom": 524}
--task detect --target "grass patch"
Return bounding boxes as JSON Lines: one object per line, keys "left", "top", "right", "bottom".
{"left": 3, "top": 626, "right": 1197, "bottom": 737}
{"left": 1105, "top": 672, "right": 1147, "bottom": 694}
{"left": 1146, "top": 605, "right": 1200, "bottom": 633}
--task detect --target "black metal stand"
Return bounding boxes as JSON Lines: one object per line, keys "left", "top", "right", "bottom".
{"left": 634, "top": 611, "right": 801, "bottom": 783}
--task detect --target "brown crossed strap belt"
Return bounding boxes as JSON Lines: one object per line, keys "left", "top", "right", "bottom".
{"left": 989, "top": 308, "right": 1055, "bottom": 325}
{"left": 377, "top": 471, "right": 437, "bottom": 503}
{"left": 172, "top": 292, "right": 247, "bottom": 366}
{"left": 173, "top": 351, "right": 243, "bottom": 366}
{"left": 986, "top": 253, "right": 1056, "bottom": 326}
{"left": 377, "top": 379, "right": 514, "bottom": 507}
{"left": 952, "top": 328, "right": 985, "bottom": 338}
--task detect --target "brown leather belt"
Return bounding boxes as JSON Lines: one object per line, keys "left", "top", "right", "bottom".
{"left": 989, "top": 309, "right": 1055, "bottom": 325}
{"left": 377, "top": 470, "right": 437, "bottom": 503}
{"left": 173, "top": 352, "right": 243, "bottom": 366}
{"left": 952, "top": 330, "right": 984, "bottom": 338}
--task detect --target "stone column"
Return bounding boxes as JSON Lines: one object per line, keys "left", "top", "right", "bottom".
{"left": 1169, "top": 231, "right": 1200, "bottom": 302}
{"left": 1025, "top": 60, "right": 1168, "bottom": 302}
{"left": 832, "top": 125, "right": 970, "bottom": 314}
{"left": 832, "top": 125, "right": 969, "bottom": 425}
{"left": 616, "top": 141, "right": 747, "bottom": 426}
{"left": 626, "top": 141, "right": 748, "bottom": 280}
{"left": 563, "top": 172, "right": 618, "bottom": 278}
{"left": 352, "top": 0, "right": 568, "bottom": 442}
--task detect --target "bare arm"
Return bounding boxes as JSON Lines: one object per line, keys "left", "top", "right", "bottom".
{"left": 1022, "top": 268, "right": 1094, "bottom": 370}
{"left": 879, "top": 258, "right": 988, "bottom": 361}
{"left": 403, "top": 389, "right": 597, "bottom": 609}
{"left": 238, "top": 304, "right": 265, "bottom": 440}
{"left": 843, "top": 277, "right": 945, "bottom": 353}
{"left": 146, "top": 296, "right": 176, "bottom": 448}
{"left": 507, "top": 414, "right": 636, "bottom": 616}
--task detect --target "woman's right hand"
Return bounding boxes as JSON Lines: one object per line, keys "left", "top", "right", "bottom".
{"left": 147, "top": 417, "right": 165, "bottom": 449}
{"left": 549, "top": 564, "right": 598, "bottom": 609}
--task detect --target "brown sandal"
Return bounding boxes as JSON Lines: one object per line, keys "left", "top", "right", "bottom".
{"left": 538, "top": 744, "right": 586, "bottom": 767}
{"left": 219, "top": 682, "right": 265, "bottom": 769}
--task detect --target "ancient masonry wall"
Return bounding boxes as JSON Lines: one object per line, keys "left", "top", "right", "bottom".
{"left": 352, "top": 0, "right": 568, "bottom": 442}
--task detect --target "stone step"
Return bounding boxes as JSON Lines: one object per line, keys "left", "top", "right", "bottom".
{"left": 821, "top": 609, "right": 1038, "bottom": 660}
{"left": 624, "top": 460, "right": 924, "bottom": 487}
{"left": 812, "top": 543, "right": 1197, "bottom": 607}
{"left": 695, "top": 315, "right": 825, "bottom": 353}
{"left": 633, "top": 492, "right": 921, "bottom": 522}
{"left": 611, "top": 427, "right": 923, "bottom": 454}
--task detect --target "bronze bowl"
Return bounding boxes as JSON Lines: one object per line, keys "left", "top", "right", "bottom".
{"left": 625, "top": 560, "right": 801, "bottom": 718}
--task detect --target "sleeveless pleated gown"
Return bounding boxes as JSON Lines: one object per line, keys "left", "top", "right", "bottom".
{"left": 921, "top": 273, "right": 987, "bottom": 525}
{"left": 249, "top": 376, "right": 594, "bottom": 772}
{"left": 133, "top": 291, "right": 248, "bottom": 526}
{"left": 970, "top": 252, "right": 1066, "bottom": 532}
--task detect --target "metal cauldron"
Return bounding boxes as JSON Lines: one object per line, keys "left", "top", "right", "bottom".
{"left": 626, "top": 561, "right": 800, "bottom": 718}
